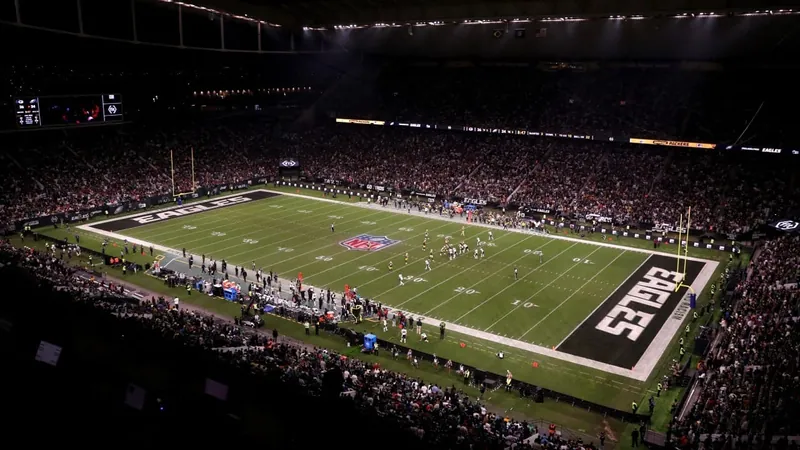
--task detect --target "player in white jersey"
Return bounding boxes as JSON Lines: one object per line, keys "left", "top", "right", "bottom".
{"left": 479, "top": 247, "right": 485, "bottom": 258}
{"left": 425, "top": 259, "right": 431, "bottom": 271}
{"left": 382, "top": 318, "right": 388, "bottom": 332}
{"left": 449, "top": 247, "right": 455, "bottom": 260}
{"left": 400, "top": 328, "right": 408, "bottom": 343}
{"left": 476, "top": 237, "right": 481, "bottom": 247}
{"left": 488, "top": 231, "right": 494, "bottom": 240}
{"left": 398, "top": 273, "right": 405, "bottom": 286}
{"left": 474, "top": 248, "right": 479, "bottom": 259}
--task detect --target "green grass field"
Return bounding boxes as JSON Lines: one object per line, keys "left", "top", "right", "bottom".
{"left": 56, "top": 186, "right": 721, "bottom": 417}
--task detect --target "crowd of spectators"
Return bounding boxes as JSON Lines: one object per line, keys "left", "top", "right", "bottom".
{"left": 1, "top": 240, "right": 604, "bottom": 450}
{"left": 2, "top": 65, "right": 798, "bottom": 237}
{"left": 1, "top": 120, "right": 797, "bottom": 236}
{"left": 670, "top": 235, "right": 800, "bottom": 447}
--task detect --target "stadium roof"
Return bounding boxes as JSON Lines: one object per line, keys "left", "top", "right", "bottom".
{"left": 179, "top": 0, "right": 798, "bottom": 27}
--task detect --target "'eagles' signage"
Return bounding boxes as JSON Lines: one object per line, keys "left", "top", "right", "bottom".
{"left": 594, "top": 267, "right": 682, "bottom": 342}
{"left": 131, "top": 196, "right": 253, "bottom": 225}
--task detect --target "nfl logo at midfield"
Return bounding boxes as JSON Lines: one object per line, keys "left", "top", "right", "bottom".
{"left": 340, "top": 234, "right": 400, "bottom": 251}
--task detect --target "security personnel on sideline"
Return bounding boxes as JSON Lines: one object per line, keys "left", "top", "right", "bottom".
{"left": 693, "top": 310, "right": 699, "bottom": 322}
{"left": 657, "top": 382, "right": 663, "bottom": 397}
{"left": 679, "top": 337, "right": 684, "bottom": 348}
{"left": 439, "top": 321, "right": 446, "bottom": 339}
{"left": 186, "top": 283, "right": 191, "bottom": 296}
{"left": 679, "top": 346, "right": 686, "bottom": 360}
{"left": 685, "top": 324, "right": 691, "bottom": 336}
{"left": 631, "top": 401, "right": 638, "bottom": 413}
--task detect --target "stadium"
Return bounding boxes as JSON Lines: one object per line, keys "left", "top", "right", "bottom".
{"left": 1, "top": 0, "right": 798, "bottom": 449}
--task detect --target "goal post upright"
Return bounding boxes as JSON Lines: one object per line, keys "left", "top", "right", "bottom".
{"left": 191, "top": 146, "right": 195, "bottom": 192}
{"left": 170, "top": 149, "right": 176, "bottom": 198}
{"left": 171, "top": 147, "right": 197, "bottom": 199}
{"left": 676, "top": 212, "right": 684, "bottom": 275}
{"left": 675, "top": 206, "right": 695, "bottom": 293}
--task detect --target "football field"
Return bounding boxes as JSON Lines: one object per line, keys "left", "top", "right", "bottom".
{"left": 81, "top": 188, "right": 717, "bottom": 408}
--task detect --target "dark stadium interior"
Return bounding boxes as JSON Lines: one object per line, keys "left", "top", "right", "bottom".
{"left": 2, "top": 0, "right": 799, "bottom": 449}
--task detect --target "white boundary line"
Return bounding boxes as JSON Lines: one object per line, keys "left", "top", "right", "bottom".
{"left": 78, "top": 188, "right": 719, "bottom": 381}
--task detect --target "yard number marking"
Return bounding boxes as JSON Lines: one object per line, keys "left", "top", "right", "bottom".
{"left": 454, "top": 286, "right": 479, "bottom": 295}
{"left": 243, "top": 239, "right": 259, "bottom": 244}
{"left": 402, "top": 275, "right": 427, "bottom": 283}
{"left": 211, "top": 231, "right": 226, "bottom": 237}
{"left": 315, "top": 255, "right": 333, "bottom": 262}
{"left": 572, "top": 258, "right": 594, "bottom": 264}
{"left": 511, "top": 300, "right": 538, "bottom": 308}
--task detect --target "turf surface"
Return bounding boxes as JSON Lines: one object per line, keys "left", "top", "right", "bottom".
{"left": 65, "top": 187, "right": 722, "bottom": 412}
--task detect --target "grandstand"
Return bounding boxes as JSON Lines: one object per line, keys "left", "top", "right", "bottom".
{"left": 2, "top": 1, "right": 799, "bottom": 449}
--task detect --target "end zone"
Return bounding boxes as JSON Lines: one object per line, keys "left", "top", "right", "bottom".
{"left": 87, "top": 190, "right": 281, "bottom": 232}
{"left": 557, "top": 254, "right": 715, "bottom": 376}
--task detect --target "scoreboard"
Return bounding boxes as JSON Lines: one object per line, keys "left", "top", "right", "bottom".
{"left": 15, "top": 94, "right": 124, "bottom": 128}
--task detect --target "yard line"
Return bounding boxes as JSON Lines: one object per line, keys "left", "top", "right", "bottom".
{"left": 194, "top": 207, "right": 388, "bottom": 257}
{"left": 224, "top": 206, "right": 394, "bottom": 261}
{"left": 555, "top": 254, "right": 652, "bottom": 349}
{"left": 185, "top": 201, "right": 371, "bottom": 251}
{"left": 421, "top": 239, "right": 569, "bottom": 316}
{"left": 301, "top": 219, "right": 453, "bottom": 282}
{"left": 138, "top": 197, "right": 341, "bottom": 247}
{"left": 517, "top": 250, "right": 627, "bottom": 340}
{"left": 445, "top": 241, "right": 580, "bottom": 321}
{"left": 263, "top": 214, "right": 421, "bottom": 268}
{"left": 131, "top": 196, "right": 310, "bottom": 240}
{"left": 389, "top": 234, "right": 543, "bottom": 311}
{"left": 314, "top": 225, "right": 500, "bottom": 290}
{"left": 481, "top": 246, "right": 603, "bottom": 330}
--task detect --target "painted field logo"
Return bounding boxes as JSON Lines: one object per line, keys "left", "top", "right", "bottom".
{"left": 340, "top": 234, "right": 400, "bottom": 251}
